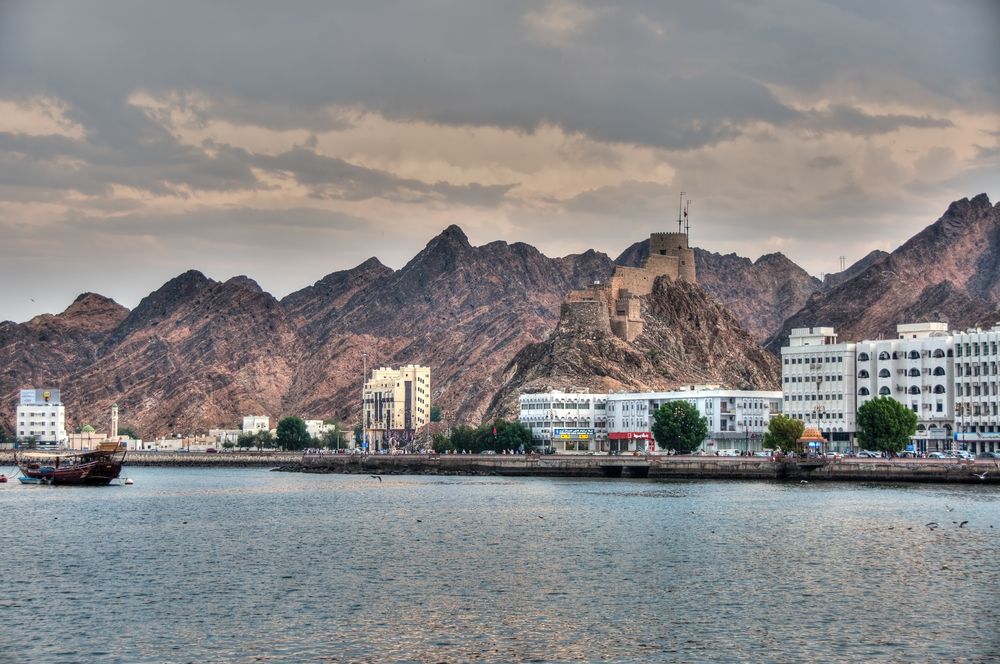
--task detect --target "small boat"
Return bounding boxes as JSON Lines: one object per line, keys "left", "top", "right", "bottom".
{"left": 18, "top": 476, "right": 49, "bottom": 485}
{"left": 0, "top": 474, "right": 7, "bottom": 483}
{"left": 16, "top": 442, "right": 127, "bottom": 486}
{"left": 123, "top": 477, "right": 134, "bottom": 485}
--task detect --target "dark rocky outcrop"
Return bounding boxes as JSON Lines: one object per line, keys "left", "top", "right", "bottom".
{"left": 486, "top": 276, "right": 780, "bottom": 418}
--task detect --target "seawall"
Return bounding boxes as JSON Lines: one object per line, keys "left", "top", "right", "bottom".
{"left": 277, "top": 454, "right": 1000, "bottom": 484}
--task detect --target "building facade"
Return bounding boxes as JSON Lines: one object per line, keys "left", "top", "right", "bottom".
{"left": 363, "top": 364, "right": 431, "bottom": 450}
{"left": 780, "top": 327, "right": 856, "bottom": 449}
{"left": 605, "top": 387, "right": 782, "bottom": 453}
{"left": 242, "top": 415, "right": 270, "bottom": 433}
{"left": 855, "top": 323, "right": 954, "bottom": 453}
{"left": 15, "top": 388, "right": 67, "bottom": 446}
{"left": 954, "top": 324, "right": 1000, "bottom": 454}
{"left": 518, "top": 391, "right": 608, "bottom": 452}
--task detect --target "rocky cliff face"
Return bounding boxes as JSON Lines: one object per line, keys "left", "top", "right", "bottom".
{"left": 0, "top": 294, "right": 129, "bottom": 421}
{"left": 822, "top": 250, "right": 888, "bottom": 290}
{"left": 486, "top": 276, "right": 780, "bottom": 418}
{"left": 768, "top": 194, "right": 1000, "bottom": 351}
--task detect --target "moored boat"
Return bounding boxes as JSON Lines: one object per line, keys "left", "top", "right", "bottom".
{"left": 16, "top": 442, "right": 126, "bottom": 486}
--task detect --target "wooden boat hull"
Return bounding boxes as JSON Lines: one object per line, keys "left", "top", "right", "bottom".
{"left": 17, "top": 447, "right": 125, "bottom": 486}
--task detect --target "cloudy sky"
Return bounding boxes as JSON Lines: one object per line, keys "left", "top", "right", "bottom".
{"left": 1, "top": 1, "right": 998, "bottom": 323}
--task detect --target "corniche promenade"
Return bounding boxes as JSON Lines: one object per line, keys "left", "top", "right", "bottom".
{"left": 5, "top": 450, "right": 992, "bottom": 484}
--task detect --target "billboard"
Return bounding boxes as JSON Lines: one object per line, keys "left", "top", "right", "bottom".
{"left": 553, "top": 428, "right": 595, "bottom": 440}
{"left": 20, "top": 388, "right": 59, "bottom": 405}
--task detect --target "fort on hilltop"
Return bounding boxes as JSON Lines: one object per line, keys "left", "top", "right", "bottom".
{"left": 565, "top": 231, "right": 696, "bottom": 341}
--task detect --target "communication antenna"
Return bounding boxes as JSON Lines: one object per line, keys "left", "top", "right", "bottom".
{"left": 839, "top": 255, "right": 846, "bottom": 272}
{"left": 684, "top": 199, "right": 691, "bottom": 237}
{"left": 677, "top": 191, "right": 686, "bottom": 233}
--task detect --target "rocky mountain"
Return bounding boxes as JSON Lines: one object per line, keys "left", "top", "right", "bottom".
{"left": 616, "top": 241, "right": 821, "bottom": 341}
{"left": 0, "top": 294, "right": 129, "bottom": 413}
{"left": 822, "top": 250, "right": 888, "bottom": 290}
{"left": 486, "top": 275, "right": 780, "bottom": 417}
{"left": 768, "top": 194, "right": 1000, "bottom": 351}
{"left": 281, "top": 225, "right": 616, "bottom": 424}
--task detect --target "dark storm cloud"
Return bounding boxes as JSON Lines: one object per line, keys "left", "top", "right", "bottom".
{"left": 248, "top": 145, "right": 515, "bottom": 206}
{"left": 801, "top": 104, "right": 953, "bottom": 136}
{"left": 6, "top": 1, "right": 991, "bottom": 153}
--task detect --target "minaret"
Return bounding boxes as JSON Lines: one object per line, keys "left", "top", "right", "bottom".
{"left": 111, "top": 403, "right": 119, "bottom": 438}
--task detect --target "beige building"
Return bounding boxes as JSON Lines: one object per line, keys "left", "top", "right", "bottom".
{"left": 564, "top": 230, "right": 696, "bottom": 342}
{"left": 363, "top": 364, "right": 431, "bottom": 450}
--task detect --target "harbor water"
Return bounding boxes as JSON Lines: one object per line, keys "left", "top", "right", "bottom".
{"left": 1, "top": 468, "right": 998, "bottom": 662}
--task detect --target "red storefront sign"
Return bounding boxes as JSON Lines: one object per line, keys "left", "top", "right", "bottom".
{"left": 608, "top": 431, "right": 653, "bottom": 440}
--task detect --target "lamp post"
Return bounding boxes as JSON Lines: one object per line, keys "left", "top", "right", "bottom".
{"left": 361, "top": 352, "right": 368, "bottom": 452}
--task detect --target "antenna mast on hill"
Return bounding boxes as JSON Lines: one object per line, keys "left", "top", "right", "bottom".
{"left": 684, "top": 200, "right": 691, "bottom": 238}
{"left": 677, "top": 191, "right": 686, "bottom": 233}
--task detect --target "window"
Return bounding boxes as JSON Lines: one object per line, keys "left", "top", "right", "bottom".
{"left": 933, "top": 385, "right": 946, "bottom": 394}
{"left": 878, "top": 368, "right": 891, "bottom": 378}
{"left": 878, "top": 351, "right": 890, "bottom": 360}
{"left": 879, "top": 386, "right": 891, "bottom": 395}
{"left": 858, "top": 352, "right": 870, "bottom": 362}
{"left": 858, "top": 387, "right": 870, "bottom": 396}
{"left": 858, "top": 369, "right": 870, "bottom": 379}
{"left": 908, "top": 368, "right": 920, "bottom": 377}
{"left": 932, "top": 348, "right": 945, "bottom": 358}
{"left": 908, "top": 350, "right": 920, "bottom": 360}
{"left": 908, "top": 386, "right": 920, "bottom": 395}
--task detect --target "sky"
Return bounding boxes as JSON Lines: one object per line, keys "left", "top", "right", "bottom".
{"left": 1, "top": 1, "right": 998, "bottom": 323}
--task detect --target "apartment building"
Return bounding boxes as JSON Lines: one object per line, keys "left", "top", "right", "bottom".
{"left": 517, "top": 390, "right": 608, "bottom": 452}
{"left": 363, "top": 364, "right": 431, "bottom": 450}
{"left": 780, "top": 327, "right": 856, "bottom": 448}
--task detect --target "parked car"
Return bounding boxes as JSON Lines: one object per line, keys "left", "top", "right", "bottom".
{"left": 977, "top": 451, "right": 1000, "bottom": 459}
{"left": 927, "top": 452, "right": 949, "bottom": 459}
{"left": 955, "top": 450, "right": 975, "bottom": 461}
{"left": 205, "top": 448, "right": 218, "bottom": 454}
{"left": 856, "top": 450, "right": 880, "bottom": 458}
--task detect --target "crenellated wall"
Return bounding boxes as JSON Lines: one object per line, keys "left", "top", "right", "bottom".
{"left": 561, "top": 230, "right": 697, "bottom": 342}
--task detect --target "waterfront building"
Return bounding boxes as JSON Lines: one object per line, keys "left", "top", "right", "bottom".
{"left": 15, "top": 388, "right": 67, "bottom": 447}
{"left": 242, "top": 415, "right": 270, "bottom": 433}
{"left": 517, "top": 390, "right": 608, "bottom": 452}
{"left": 780, "top": 327, "right": 856, "bottom": 449}
{"left": 210, "top": 429, "right": 241, "bottom": 446}
{"left": 855, "top": 323, "right": 954, "bottom": 453}
{"left": 605, "top": 386, "right": 782, "bottom": 453}
{"left": 953, "top": 324, "right": 1000, "bottom": 454}
{"left": 363, "top": 364, "right": 431, "bottom": 450}
{"left": 304, "top": 419, "right": 334, "bottom": 440}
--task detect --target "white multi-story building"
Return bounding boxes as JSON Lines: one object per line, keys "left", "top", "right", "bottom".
{"left": 242, "top": 416, "right": 270, "bottom": 433}
{"left": 304, "top": 419, "right": 335, "bottom": 440}
{"left": 780, "top": 327, "right": 856, "bottom": 449}
{"left": 518, "top": 390, "right": 607, "bottom": 452}
{"left": 15, "top": 388, "right": 68, "bottom": 446}
{"left": 605, "top": 386, "right": 782, "bottom": 453}
{"left": 856, "top": 323, "right": 954, "bottom": 453}
{"left": 954, "top": 324, "right": 1000, "bottom": 454}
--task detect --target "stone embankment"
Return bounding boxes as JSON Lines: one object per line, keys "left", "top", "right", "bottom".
{"left": 0, "top": 450, "right": 301, "bottom": 467}
{"left": 276, "top": 454, "right": 1000, "bottom": 484}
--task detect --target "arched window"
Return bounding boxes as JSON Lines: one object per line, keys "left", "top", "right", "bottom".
{"left": 858, "top": 352, "right": 870, "bottom": 362}
{"left": 908, "top": 368, "right": 920, "bottom": 377}
{"left": 858, "top": 387, "right": 870, "bottom": 396}
{"left": 892, "top": 351, "right": 902, "bottom": 359}
{"left": 947, "top": 349, "right": 954, "bottom": 357}
{"left": 878, "top": 351, "right": 891, "bottom": 360}
{"left": 932, "top": 367, "right": 946, "bottom": 376}
{"left": 878, "top": 368, "right": 891, "bottom": 378}
{"left": 932, "top": 349, "right": 945, "bottom": 358}
{"left": 908, "top": 386, "right": 920, "bottom": 394}
{"left": 908, "top": 350, "right": 920, "bottom": 360}
{"left": 878, "top": 386, "right": 891, "bottom": 395}
{"left": 934, "top": 385, "right": 946, "bottom": 394}
{"left": 917, "top": 424, "right": 926, "bottom": 432}
{"left": 858, "top": 369, "right": 870, "bottom": 379}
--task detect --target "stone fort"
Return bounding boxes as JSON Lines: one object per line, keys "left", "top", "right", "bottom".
{"left": 564, "top": 232, "right": 696, "bottom": 342}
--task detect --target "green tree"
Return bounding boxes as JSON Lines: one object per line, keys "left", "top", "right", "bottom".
{"left": 449, "top": 425, "right": 478, "bottom": 452}
{"left": 237, "top": 432, "right": 256, "bottom": 449}
{"left": 256, "top": 430, "right": 274, "bottom": 450}
{"left": 117, "top": 426, "right": 139, "bottom": 439}
{"left": 856, "top": 396, "right": 918, "bottom": 455}
{"left": 651, "top": 401, "right": 708, "bottom": 454}
{"left": 222, "top": 440, "right": 235, "bottom": 450}
{"left": 320, "top": 426, "right": 344, "bottom": 450}
{"left": 763, "top": 415, "right": 805, "bottom": 453}
{"left": 431, "top": 433, "right": 452, "bottom": 453}
{"left": 353, "top": 423, "right": 364, "bottom": 447}
{"left": 430, "top": 405, "right": 442, "bottom": 422}
{"left": 276, "top": 417, "right": 310, "bottom": 451}
{"left": 80, "top": 424, "right": 95, "bottom": 433}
